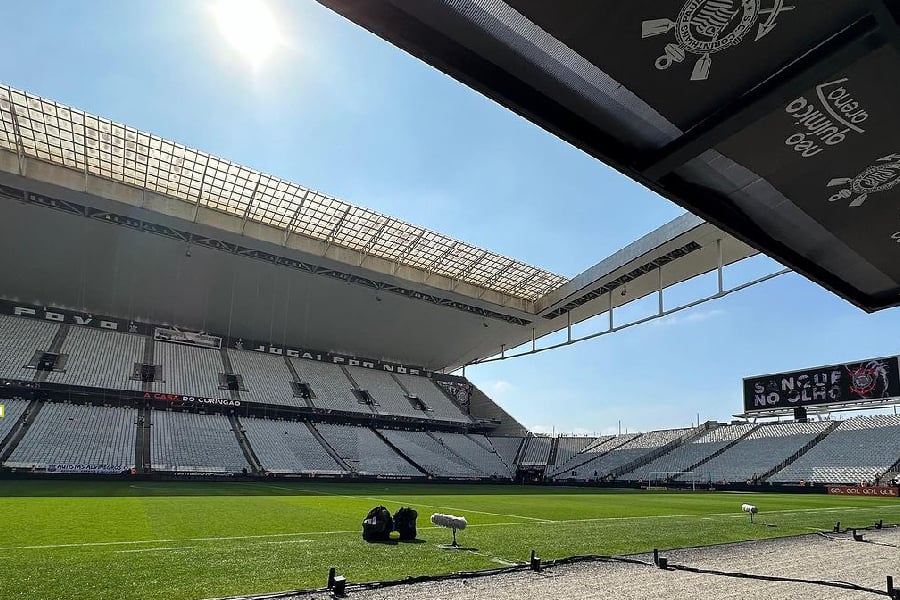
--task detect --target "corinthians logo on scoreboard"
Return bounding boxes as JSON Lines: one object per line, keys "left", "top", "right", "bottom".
{"left": 642, "top": 0, "right": 795, "bottom": 81}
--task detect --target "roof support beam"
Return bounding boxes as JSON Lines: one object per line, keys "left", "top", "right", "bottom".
{"left": 240, "top": 178, "right": 262, "bottom": 235}
{"left": 283, "top": 190, "right": 312, "bottom": 246}
{"left": 323, "top": 205, "right": 352, "bottom": 255}
{"left": 191, "top": 157, "right": 211, "bottom": 223}
{"left": 358, "top": 218, "right": 391, "bottom": 267}
{"left": 642, "top": 16, "right": 881, "bottom": 179}
{"left": 392, "top": 230, "right": 425, "bottom": 275}
{"left": 477, "top": 261, "right": 516, "bottom": 299}
{"left": 451, "top": 249, "right": 487, "bottom": 291}
{"left": 423, "top": 241, "right": 458, "bottom": 282}
{"left": 7, "top": 102, "right": 25, "bottom": 175}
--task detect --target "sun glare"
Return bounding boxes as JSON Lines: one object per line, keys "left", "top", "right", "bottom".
{"left": 212, "top": 0, "right": 284, "bottom": 69}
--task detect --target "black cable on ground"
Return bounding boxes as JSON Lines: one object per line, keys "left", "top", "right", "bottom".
{"left": 226, "top": 520, "right": 900, "bottom": 599}
{"left": 665, "top": 563, "right": 887, "bottom": 596}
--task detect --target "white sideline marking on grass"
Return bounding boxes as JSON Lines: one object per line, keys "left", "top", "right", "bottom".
{"left": 1, "top": 539, "right": 176, "bottom": 550}
{"left": 115, "top": 546, "right": 195, "bottom": 554}
{"left": 265, "top": 539, "right": 313, "bottom": 545}
{"left": 245, "top": 483, "right": 553, "bottom": 524}
{"left": 4, "top": 504, "right": 896, "bottom": 552}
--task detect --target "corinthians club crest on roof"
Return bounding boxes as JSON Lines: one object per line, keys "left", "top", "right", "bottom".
{"left": 827, "top": 154, "right": 900, "bottom": 207}
{"left": 642, "top": 0, "right": 795, "bottom": 81}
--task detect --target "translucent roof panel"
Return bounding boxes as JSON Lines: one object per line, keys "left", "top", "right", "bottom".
{"left": 0, "top": 84, "right": 568, "bottom": 301}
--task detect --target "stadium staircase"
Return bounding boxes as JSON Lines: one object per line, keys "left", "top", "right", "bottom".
{"left": 511, "top": 436, "right": 528, "bottom": 466}
{"left": 282, "top": 357, "right": 314, "bottom": 408}
{"left": 33, "top": 324, "right": 70, "bottom": 383}
{"left": 0, "top": 399, "right": 43, "bottom": 463}
{"left": 389, "top": 373, "right": 412, "bottom": 396}
{"left": 219, "top": 348, "right": 241, "bottom": 402}
{"left": 140, "top": 337, "right": 155, "bottom": 392}
{"left": 678, "top": 424, "right": 762, "bottom": 477}
{"left": 305, "top": 422, "right": 353, "bottom": 472}
{"left": 229, "top": 415, "right": 262, "bottom": 474}
{"left": 135, "top": 406, "right": 152, "bottom": 472}
{"left": 370, "top": 427, "right": 430, "bottom": 476}
{"left": 759, "top": 421, "right": 839, "bottom": 482}
{"left": 547, "top": 437, "right": 560, "bottom": 466}
{"left": 609, "top": 425, "right": 708, "bottom": 480}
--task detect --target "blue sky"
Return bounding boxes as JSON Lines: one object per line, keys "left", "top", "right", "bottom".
{"left": 3, "top": 1, "right": 898, "bottom": 434}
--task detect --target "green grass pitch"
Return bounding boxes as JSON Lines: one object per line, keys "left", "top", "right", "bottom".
{"left": 2, "top": 480, "right": 899, "bottom": 600}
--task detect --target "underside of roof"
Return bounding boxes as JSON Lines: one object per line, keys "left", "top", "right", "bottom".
{"left": 0, "top": 84, "right": 566, "bottom": 302}
{"left": 316, "top": 0, "right": 900, "bottom": 312}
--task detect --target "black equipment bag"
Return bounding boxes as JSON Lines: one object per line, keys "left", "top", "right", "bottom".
{"left": 393, "top": 507, "right": 418, "bottom": 540}
{"left": 362, "top": 505, "right": 393, "bottom": 542}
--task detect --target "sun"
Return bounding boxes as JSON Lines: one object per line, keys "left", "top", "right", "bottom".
{"left": 211, "top": 0, "right": 285, "bottom": 69}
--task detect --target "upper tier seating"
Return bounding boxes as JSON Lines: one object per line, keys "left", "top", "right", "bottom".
{"left": 0, "top": 313, "right": 499, "bottom": 425}
{"left": 348, "top": 367, "right": 427, "bottom": 420}
{"left": 769, "top": 416, "right": 900, "bottom": 484}
{"left": 0, "top": 398, "right": 29, "bottom": 443}
{"left": 0, "top": 315, "right": 58, "bottom": 381}
{"left": 394, "top": 374, "right": 471, "bottom": 422}
{"left": 46, "top": 326, "right": 144, "bottom": 391}
{"left": 154, "top": 343, "right": 223, "bottom": 398}
{"left": 228, "top": 350, "right": 304, "bottom": 407}
{"left": 486, "top": 436, "right": 523, "bottom": 469}
{"left": 548, "top": 434, "right": 636, "bottom": 478}
{"left": 429, "top": 432, "right": 513, "bottom": 477}
{"left": 150, "top": 410, "right": 248, "bottom": 473}
{"left": 692, "top": 421, "right": 832, "bottom": 483}
{"left": 291, "top": 359, "right": 361, "bottom": 413}
{"left": 240, "top": 417, "right": 344, "bottom": 473}
{"left": 520, "top": 436, "right": 553, "bottom": 465}
{"left": 378, "top": 429, "right": 481, "bottom": 477}
{"left": 620, "top": 424, "right": 755, "bottom": 481}
{"left": 314, "top": 423, "right": 422, "bottom": 476}
{"left": 5, "top": 403, "right": 136, "bottom": 470}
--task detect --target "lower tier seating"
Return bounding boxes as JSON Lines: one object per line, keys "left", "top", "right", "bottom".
{"left": 486, "top": 436, "right": 523, "bottom": 470}
{"left": 691, "top": 422, "right": 832, "bottom": 483}
{"left": 620, "top": 424, "right": 755, "bottom": 482}
{"left": 150, "top": 410, "right": 248, "bottom": 473}
{"left": 6, "top": 402, "right": 136, "bottom": 471}
{"left": 0, "top": 398, "right": 30, "bottom": 443}
{"left": 240, "top": 417, "right": 345, "bottom": 474}
{"left": 377, "top": 429, "right": 481, "bottom": 477}
{"left": 769, "top": 416, "right": 900, "bottom": 484}
{"left": 429, "top": 432, "right": 513, "bottom": 478}
{"left": 314, "top": 423, "right": 422, "bottom": 477}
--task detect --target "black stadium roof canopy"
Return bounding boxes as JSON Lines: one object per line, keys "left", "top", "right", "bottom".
{"left": 317, "top": 0, "right": 900, "bottom": 312}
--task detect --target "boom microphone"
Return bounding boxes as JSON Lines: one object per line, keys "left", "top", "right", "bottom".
{"left": 430, "top": 513, "right": 467, "bottom": 530}
{"left": 431, "top": 513, "right": 467, "bottom": 548}
{"left": 741, "top": 503, "right": 758, "bottom": 523}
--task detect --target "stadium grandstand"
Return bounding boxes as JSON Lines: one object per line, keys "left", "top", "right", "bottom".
{"left": 0, "top": 76, "right": 898, "bottom": 486}
{"left": 4, "top": 2, "right": 900, "bottom": 599}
